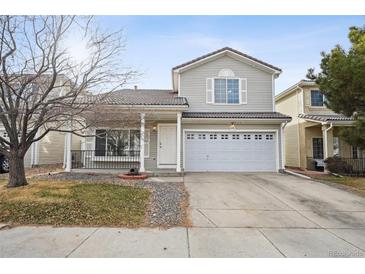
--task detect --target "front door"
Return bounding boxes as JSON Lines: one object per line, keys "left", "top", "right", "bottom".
{"left": 158, "top": 124, "right": 177, "bottom": 167}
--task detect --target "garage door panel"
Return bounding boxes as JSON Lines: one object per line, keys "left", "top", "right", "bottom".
{"left": 185, "top": 131, "right": 277, "bottom": 172}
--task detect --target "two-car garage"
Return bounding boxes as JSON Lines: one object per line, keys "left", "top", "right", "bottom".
{"left": 184, "top": 131, "right": 278, "bottom": 172}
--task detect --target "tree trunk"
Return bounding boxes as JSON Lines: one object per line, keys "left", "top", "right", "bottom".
{"left": 7, "top": 152, "right": 28, "bottom": 188}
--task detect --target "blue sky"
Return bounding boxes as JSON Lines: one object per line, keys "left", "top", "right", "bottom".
{"left": 95, "top": 16, "right": 364, "bottom": 94}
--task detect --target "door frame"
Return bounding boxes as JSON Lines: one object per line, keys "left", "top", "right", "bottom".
{"left": 157, "top": 123, "right": 177, "bottom": 169}
{"left": 183, "top": 128, "right": 279, "bottom": 172}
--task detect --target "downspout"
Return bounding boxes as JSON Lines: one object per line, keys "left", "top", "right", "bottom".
{"left": 323, "top": 122, "right": 333, "bottom": 161}
{"left": 296, "top": 85, "right": 304, "bottom": 168}
{"left": 280, "top": 121, "right": 289, "bottom": 171}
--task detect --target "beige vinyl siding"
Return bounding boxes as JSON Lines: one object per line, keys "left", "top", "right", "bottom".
{"left": 181, "top": 122, "right": 283, "bottom": 171}
{"left": 276, "top": 91, "right": 300, "bottom": 167}
{"left": 24, "top": 149, "right": 32, "bottom": 167}
{"left": 38, "top": 131, "right": 81, "bottom": 165}
{"left": 303, "top": 86, "right": 335, "bottom": 115}
{"left": 180, "top": 55, "right": 274, "bottom": 112}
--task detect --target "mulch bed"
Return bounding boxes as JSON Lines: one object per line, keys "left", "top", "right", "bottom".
{"left": 33, "top": 172, "right": 190, "bottom": 227}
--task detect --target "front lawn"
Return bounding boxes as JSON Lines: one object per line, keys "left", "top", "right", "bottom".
{"left": 0, "top": 180, "right": 150, "bottom": 226}
{"left": 311, "top": 175, "right": 365, "bottom": 197}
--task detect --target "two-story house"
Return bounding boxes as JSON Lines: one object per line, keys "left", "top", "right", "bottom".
{"left": 0, "top": 75, "right": 82, "bottom": 172}
{"left": 275, "top": 80, "right": 361, "bottom": 171}
{"left": 68, "top": 47, "right": 291, "bottom": 173}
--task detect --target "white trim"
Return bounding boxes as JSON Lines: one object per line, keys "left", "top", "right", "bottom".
{"left": 272, "top": 74, "right": 275, "bottom": 111}
{"left": 211, "top": 77, "right": 242, "bottom": 105}
{"left": 182, "top": 128, "right": 280, "bottom": 172}
{"left": 177, "top": 73, "right": 181, "bottom": 96}
{"left": 31, "top": 129, "right": 40, "bottom": 166}
{"left": 157, "top": 123, "right": 177, "bottom": 169}
{"left": 139, "top": 113, "right": 145, "bottom": 172}
{"left": 173, "top": 49, "right": 281, "bottom": 74}
{"left": 176, "top": 113, "right": 182, "bottom": 172}
{"left": 206, "top": 78, "right": 213, "bottom": 104}
{"left": 182, "top": 117, "right": 290, "bottom": 123}
{"left": 239, "top": 78, "right": 247, "bottom": 105}
{"left": 280, "top": 122, "right": 288, "bottom": 169}
{"left": 65, "top": 126, "right": 72, "bottom": 172}
{"left": 144, "top": 129, "right": 150, "bottom": 158}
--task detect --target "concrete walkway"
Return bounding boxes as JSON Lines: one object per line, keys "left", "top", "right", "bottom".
{"left": 1, "top": 173, "right": 365, "bottom": 257}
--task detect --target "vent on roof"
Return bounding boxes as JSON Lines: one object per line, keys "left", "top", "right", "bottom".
{"left": 134, "top": 85, "right": 138, "bottom": 91}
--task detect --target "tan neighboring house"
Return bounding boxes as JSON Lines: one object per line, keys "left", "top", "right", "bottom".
{"left": 275, "top": 80, "right": 364, "bottom": 171}
{"left": 0, "top": 75, "right": 82, "bottom": 169}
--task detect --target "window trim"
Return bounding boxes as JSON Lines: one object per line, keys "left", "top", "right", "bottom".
{"left": 310, "top": 90, "right": 325, "bottom": 108}
{"left": 212, "top": 77, "right": 241, "bottom": 105}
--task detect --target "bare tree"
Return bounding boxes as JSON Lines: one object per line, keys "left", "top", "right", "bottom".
{"left": 0, "top": 15, "right": 137, "bottom": 187}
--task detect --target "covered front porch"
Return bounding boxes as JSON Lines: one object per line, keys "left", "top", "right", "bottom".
{"left": 299, "top": 114, "right": 364, "bottom": 174}
{"left": 64, "top": 107, "right": 185, "bottom": 174}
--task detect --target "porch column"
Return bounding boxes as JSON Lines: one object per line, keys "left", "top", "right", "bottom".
{"left": 322, "top": 123, "right": 334, "bottom": 160}
{"left": 176, "top": 112, "right": 182, "bottom": 172}
{"left": 65, "top": 126, "right": 73, "bottom": 172}
{"left": 280, "top": 122, "right": 287, "bottom": 170}
{"left": 139, "top": 113, "right": 145, "bottom": 172}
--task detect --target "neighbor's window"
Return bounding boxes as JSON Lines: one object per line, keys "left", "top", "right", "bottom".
{"left": 95, "top": 129, "right": 141, "bottom": 156}
{"left": 333, "top": 137, "right": 340, "bottom": 156}
{"left": 214, "top": 78, "right": 239, "bottom": 104}
{"left": 312, "top": 138, "right": 324, "bottom": 159}
{"left": 311, "top": 90, "right": 324, "bottom": 107}
{"left": 352, "top": 146, "right": 362, "bottom": 159}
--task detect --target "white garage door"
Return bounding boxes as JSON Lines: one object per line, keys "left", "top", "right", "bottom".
{"left": 185, "top": 131, "right": 277, "bottom": 172}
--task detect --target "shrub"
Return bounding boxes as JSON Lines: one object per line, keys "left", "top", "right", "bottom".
{"left": 324, "top": 156, "right": 353, "bottom": 174}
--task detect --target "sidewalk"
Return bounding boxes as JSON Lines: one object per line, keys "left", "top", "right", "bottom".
{"left": 1, "top": 225, "right": 365, "bottom": 258}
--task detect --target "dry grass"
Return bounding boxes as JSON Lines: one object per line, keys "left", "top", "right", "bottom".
{"left": 0, "top": 179, "right": 150, "bottom": 226}
{"left": 0, "top": 164, "right": 63, "bottom": 181}
{"left": 312, "top": 175, "right": 365, "bottom": 197}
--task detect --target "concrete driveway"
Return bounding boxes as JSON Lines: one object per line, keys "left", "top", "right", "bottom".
{"left": 185, "top": 172, "right": 365, "bottom": 257}
{"left": 1, "top": 173, "right": 365, "bottom": 258}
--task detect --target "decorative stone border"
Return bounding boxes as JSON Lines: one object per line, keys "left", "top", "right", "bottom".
{"left": 118, "top": 174, "right": 148, "bottom": 180}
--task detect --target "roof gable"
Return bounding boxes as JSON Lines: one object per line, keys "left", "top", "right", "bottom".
{"left": 275, "top": 80, "right": 317, "bottom": 102}
{"left": 172, "top": 47, "right": 282, "bottom": 73}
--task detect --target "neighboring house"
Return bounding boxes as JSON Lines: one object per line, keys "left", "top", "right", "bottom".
{"left": 0, "top": 127, "right": 81, "bottom": 168}
{"left": 275, "top": 80, "right": 362, "bottom": 171}
{"left": 68, "top": 47, "right": 291, "bottom": 173}
{"left": 0, "top": 75, "right": 82, "bottom": 169}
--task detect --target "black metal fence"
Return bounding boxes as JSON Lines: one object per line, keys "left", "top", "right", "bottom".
{"left": 338, "top": 158, "right": 365, "bottom": 176}
{"left": 307, "top": 157, "right": 365, "bottom": 176}
{"left": 71, "top": 150, "right": 140, "bottom": 169}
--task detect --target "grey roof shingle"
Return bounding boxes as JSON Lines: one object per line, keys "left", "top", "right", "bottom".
{"left": 172, "top": 47, "right": 282, "bottom": 72}
{"left": 298, "top": 114, "right": 354, "bottom": 122}
{"left": 82, "top": 89, "right": 188, "bottom": 106}
{"left": 182, "top": 112, "right": 291, "bottom": 120}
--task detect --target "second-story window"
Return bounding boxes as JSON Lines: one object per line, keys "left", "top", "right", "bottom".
{"left": 214, "top": 78, "right": 239, "bottom": 104}
{"left": 311, "top": 90, "right": 324, "bottom": 107}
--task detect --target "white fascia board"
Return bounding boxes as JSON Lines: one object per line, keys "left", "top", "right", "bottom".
{"left": 182, "top": 118, "right": 291, "bottom": 124}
